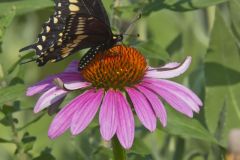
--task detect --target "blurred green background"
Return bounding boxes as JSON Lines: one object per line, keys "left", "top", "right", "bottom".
{"left": 0, "top": 0, "right": 240, "bottom": 159}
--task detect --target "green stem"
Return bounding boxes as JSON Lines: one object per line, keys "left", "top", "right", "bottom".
{"left": 112, "top": 137, "right": 127, "bottom": 160}
{"left": 17, "top": 113, "right": 44, "bottom": 131}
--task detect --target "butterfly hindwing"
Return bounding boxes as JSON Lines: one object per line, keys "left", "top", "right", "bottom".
{"left": 20, "top": 0, "right": 112, "bottom": 66}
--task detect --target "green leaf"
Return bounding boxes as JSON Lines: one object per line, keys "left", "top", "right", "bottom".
{"left": 130, "top": 138, "right": 151, "bottom": 156}
{"left": 33, "top": 148, "right": 56, "bottom": 160}
{"left": 0, "top": 137, "right": 12, "bottom": 143}
{"left": 0, "top": 84, "right": 26, "bottom": 106}
{"left": 0, "top": 64, "right": 3, "bottom": 79}
{"left": 135, "top": 40, "right": 169, "bottom": 61}
{"left": 142, "top": 0, "right": 228, "bottom": 15}
{"left": 168, "top": 0, "right": 228, "bottom": 10}
{"left": 128, "top": 153, "right": 152, "bottom": 160}
{"left": 0, "top": 105, "right": 19, "bottom": 126}
{"left": 0, "top": 116, "right": 17, "bottom": 126}
{"left": 0, "top": 105, "right": 20, "bottom": 115}
{"left": 0, "top": 7, "right": 16, "bottom": 52}
{"left": 92, "top": 146, "right": 112, "bottom": 160}
{"left": 229, "top": 0, "right": 240, "bottom": 42}
{"left": 163, "top": 106, "right": 217, "bottom": 144}
{"left": 21, "top": 132, "right": 37, "bottom": 152}
{"left": 0, "top": 0, "right": 53, "bottom": 16}
{"left": 204, "top": 10, "right": 240, "bottom": 147}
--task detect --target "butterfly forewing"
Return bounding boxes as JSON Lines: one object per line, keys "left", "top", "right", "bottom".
{"left": 20, "top": 0, "right": 112, "bottom": 66}
{"left": 47, "top": 15, "right": 112, "bottom": 63}
{"left": 85, "top": 0, "right": 110, "bottom": 26}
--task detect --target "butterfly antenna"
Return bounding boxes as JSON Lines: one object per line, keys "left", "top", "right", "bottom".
{"left": 20, "top": 56, "right": 38, "bottom": 65}
{"left": 19, "top": 45, "right": 34, "bottom": 52}
{"left": 122, "top": 33, "right": 140, "bottom": 38}
{"left": 123, "top": 13, "right": 142, "bottom": 34}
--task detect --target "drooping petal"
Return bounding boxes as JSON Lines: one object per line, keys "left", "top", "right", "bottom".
{"left": 99, "top": 90, "right": 118, "bottom": 141}
{"left": 126, "top": 87, "right": 156, "bottom": 132}
{"left": 27, "top": 60, "right": 82, "bottom": 96}
{"left": 142, "top": 82, "right": 194, "bottom": 117}
{"left": 144, "top": 78, "right": 202, "bottom": 106}
{"left": 160, "top": 62, "right": 180, "bottom": 68}
{"left": 34, "top": 87, "right": 67, "bottom": 113}
{"left": 116, "top": 91, "right": 134, "bottom": 149}
{"left": 48, "top": 90, "right": 95, "bottom": 139}
{"left": 27, "top": 72, "right": 82, "bottom": 96}
{"left": 26, "top": 75, "right": 56, "bottom": 96}
{"left": 63, "top": 81, "right": 91, "bottom": 91}
{"left": 71, "top": 89, "right": 104, "bottom": 135}
{"left": 148, "top": 62, "right": 180, "bottom": 70}
{"left": 64, "top": 60, "right": 79, "bottom": 72}
{"left": 145, "top": 56, "right": 192, "bottom": 79}
{"left": 136, "top": 85, "right": 167, "bottom": 127}
{"left": 58, "top": 72, "right": 83, "bottom": 83}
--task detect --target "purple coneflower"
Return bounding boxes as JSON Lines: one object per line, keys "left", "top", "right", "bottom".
{"left": 27, "top": 45, "right": 202, "bottom": 149}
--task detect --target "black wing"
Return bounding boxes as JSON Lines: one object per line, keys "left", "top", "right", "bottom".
{"left": 20, "top": 0, "right": 112, "bottom": 66}
{"left": 81, "top": 0, "right": 110, "bottom": 26}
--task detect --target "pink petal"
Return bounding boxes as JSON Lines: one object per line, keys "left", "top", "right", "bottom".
{"left": 64, "top": 81, "right": 91, "bottom": 90}
{"left": 160, "top": 86, "right": 199, "bottom": 113}
{"left": 34, "top": 87, "right": 67, "bottom": 113}
{"left": 148, "top": 62, "right": 180, "bottom": 70}
{"left": 116, "top": 91, "right": 134, "bottom": 149}
{"left": 126, "top": 87, "right": 156, "bottom": 132}
{"left": 99, "top": 90, "right": 118, "bottom": 141}
{"left": 145, "top": 78, "right": 202, "bottom": 106}
{"left": 26, "top": 75, "right": 56, "bottom": 96}
{"left": 71, "top": 89, "right": 104, "bottom": 135}
{"left": 27, "top": 61, "right": 81, "bottom": 96}
{"left": 145, "top": 56, "right": 192, "bottom": 79}
{"left": 64, "top": 60, "right": 79, "bottom": 72}
{"left": 58, "top": 72, "right": 83, "bottom": 82}
{"left": 27, "top": 72, "right": 82, "bottom": 96}
{"left": 136, "top": 85, "right": 167, "bottom": 127}
{"left": 48, "top": 89, "right": 95, "bottom": 139}
{"left": 142, "top": 82, "right": 194, "bottom": 117}
{"left": 143, "top": 79, "right": 200, "bottom": 113}
{"left": 161, "top": 62, "right": 180, "bottom": 68}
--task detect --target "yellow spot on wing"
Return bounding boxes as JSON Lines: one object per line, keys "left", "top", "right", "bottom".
{"left": 42, "top": 36, "right": 46, "bottom": 41}
{"left": 69, "top": 4, "right": 80, "bottom": 12}
{"left": 46, "top": 26, "right": 50, "bottom": 32}
{"left": 69, "top": 0, "right": 78, "bottom": 3}
{"left": 37, "top": 45, "right": 43, "bottom": 50}
{"left": 53, "top": 17, "right": 58, "bottom": 23}
{"left": 50, "top": 48, "right": 54, "bottom": 52}
{"left": 61, "top": 47, "right": 73, "bottom": 57}
{"left": 75, "top": 30, "right": 84, "bottom": 35}
{"left": 51, "top": 59, "right": 57, "bottom": 62}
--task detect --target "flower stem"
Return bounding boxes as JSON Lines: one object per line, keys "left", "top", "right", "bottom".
{"left": 112, "top": 137, "right": 127, "bottom": 160}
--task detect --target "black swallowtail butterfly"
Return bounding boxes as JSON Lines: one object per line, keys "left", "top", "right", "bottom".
{"left": 20, "top": 0, "right": 123, "bottom": 70}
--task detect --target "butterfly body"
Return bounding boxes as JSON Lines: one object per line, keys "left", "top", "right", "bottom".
{"left": 78, "top": 34, "right": 123, "bottom": 70}
{"left": 20, "top": 0, "right": 122, "bottom": 70}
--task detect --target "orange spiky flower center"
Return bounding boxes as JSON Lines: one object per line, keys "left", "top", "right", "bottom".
{"left": 81, "top": 45, "right": 147, "bottom": 90}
